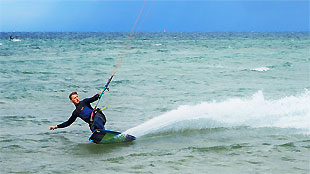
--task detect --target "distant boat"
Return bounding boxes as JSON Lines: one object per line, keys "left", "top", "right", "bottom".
{"left": 164, "top": 29, "right": 166, "bottom": 33}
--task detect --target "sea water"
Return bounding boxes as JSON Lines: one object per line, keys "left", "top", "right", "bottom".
{"left": 0, "top": 32, "right": 309, "bottom": 173}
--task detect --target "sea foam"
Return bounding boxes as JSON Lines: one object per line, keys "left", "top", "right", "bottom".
{"left": 250, "top": 67, "right": 270, "bottom": 72}
{"left": 124, "top": 90, "right": 310, "bottom": 137}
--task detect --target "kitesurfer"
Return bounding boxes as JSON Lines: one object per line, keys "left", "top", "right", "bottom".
{"left": 49, "top": 91, "right": 107, "bottom": 132}
{"left": 9, "top": 34, "right": 14, "bottom": 41}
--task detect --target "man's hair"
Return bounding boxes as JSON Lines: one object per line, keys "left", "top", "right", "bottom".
{"left": 69, "top": 92, "right": 78, "bottom": 100}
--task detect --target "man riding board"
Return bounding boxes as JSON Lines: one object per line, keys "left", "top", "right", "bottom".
{"left": 49, "top": 91, "right": 106, "bottom": 132}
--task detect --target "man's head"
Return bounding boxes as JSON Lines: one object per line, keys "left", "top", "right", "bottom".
{"left": 69, "top": 92, "right": 80, "bottom": 105}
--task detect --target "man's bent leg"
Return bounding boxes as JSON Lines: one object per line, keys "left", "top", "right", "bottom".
{"left": 92, "top": 112, "right": 106, "bottom": 131}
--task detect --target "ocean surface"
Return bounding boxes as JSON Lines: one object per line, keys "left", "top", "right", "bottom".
{"left": 0, "top": 32, "right": 309, "bottom": 174}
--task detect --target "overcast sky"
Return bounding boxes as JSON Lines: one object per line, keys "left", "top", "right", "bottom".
{"left": 0, "top": 0, "right": 309, "bottom": 32}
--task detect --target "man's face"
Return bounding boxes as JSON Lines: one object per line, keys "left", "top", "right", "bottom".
{"left": 70, "top": 94, "right": 80, "bottom": 104}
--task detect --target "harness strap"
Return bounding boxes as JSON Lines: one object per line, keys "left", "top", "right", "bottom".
{"left": 90, "top": 109, "right": 95, "bottom": 124}
{"left": 90, "top": 106, "right": 108, "bottom": 123}
{"left": 90, "top": 110, "right": 95, "bottom": 123}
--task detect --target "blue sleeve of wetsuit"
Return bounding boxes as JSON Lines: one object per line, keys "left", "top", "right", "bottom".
{"left": 83, "top": 94, "right": 99, "bottom": 104}
{"left": 57, "top": 111, "right": 78, "bottom": 128}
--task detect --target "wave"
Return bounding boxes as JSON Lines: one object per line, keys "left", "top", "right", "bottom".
{"left": 124, "top": 90, "right": 310, "bottom": 137}
{"left": 249, "top": 62, "right": 293, "bottom": 72}
{"left": 250, "top": 67, "right": 270, "bottom": 72}
{"left": 154, "top": 43, "right": 162, "bottom": 46}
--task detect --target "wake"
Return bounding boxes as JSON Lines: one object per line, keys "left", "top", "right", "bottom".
{"left": 124, "top": 90, "right": 310, "bottom": 137}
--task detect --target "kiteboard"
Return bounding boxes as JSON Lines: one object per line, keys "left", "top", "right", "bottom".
{"left": 89, "top": 129, "right": 136, "bottom": 144}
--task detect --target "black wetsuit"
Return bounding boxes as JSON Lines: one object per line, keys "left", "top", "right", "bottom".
{"left": 10, "top": 35, "right": 14, "bottom": 40}
{"left": 57, "top": 94, "right": 106, "bottom": 132}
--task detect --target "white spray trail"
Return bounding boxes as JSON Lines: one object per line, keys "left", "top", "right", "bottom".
{"left": 124, "top": 90, "right": 310, "bottom": 137}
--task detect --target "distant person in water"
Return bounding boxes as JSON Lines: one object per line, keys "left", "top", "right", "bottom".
{"left": 49, "top": 91, "right": 107, "bottom": 132}
{"left": 9, "top": 34, "right": 14, "bottom": 41}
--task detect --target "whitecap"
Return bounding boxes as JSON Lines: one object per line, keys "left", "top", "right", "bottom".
{"left": 250, "top": 67, "right": 270, "bottom": 72}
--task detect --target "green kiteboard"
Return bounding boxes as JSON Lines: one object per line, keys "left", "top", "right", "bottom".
{"left": 89, "top": 129, "right": 136, "bottom": 144}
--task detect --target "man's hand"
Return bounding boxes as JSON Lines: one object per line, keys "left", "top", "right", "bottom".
{"left": 49, "top": 125, "right": 58, "bottom": 130}
{"left": 98, "top": 91, "right": 105, "bottom": 96}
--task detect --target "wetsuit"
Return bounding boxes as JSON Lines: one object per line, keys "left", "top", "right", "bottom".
{"left": 57, "top": 94, "right": 106, "bottom": 132}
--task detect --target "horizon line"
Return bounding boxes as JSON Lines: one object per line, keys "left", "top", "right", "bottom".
{"left": 1, "top": 31, "right": 309, "bottom": 33}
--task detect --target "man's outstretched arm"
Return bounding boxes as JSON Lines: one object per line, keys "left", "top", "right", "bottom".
{"left": 49, "top": 113, "right": 77, "bottom": 130}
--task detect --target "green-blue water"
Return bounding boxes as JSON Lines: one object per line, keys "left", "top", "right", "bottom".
{"left": 0, "top": 32, "right": 309, "bottom": 173}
